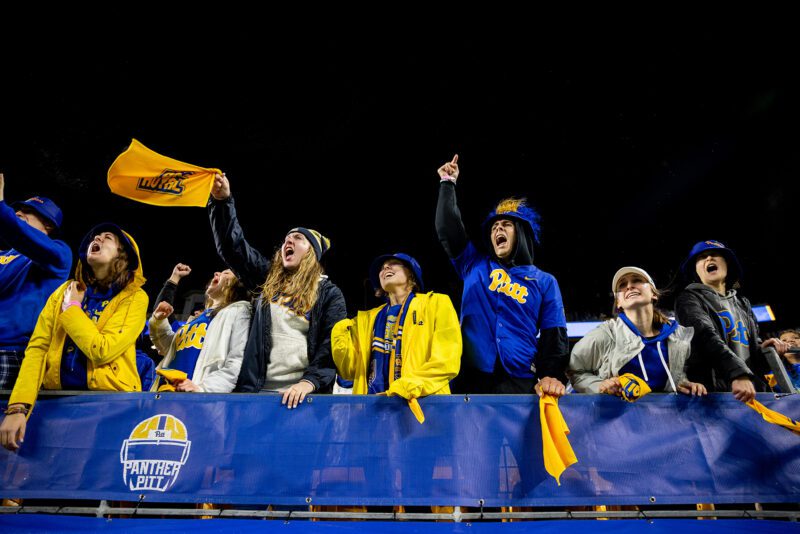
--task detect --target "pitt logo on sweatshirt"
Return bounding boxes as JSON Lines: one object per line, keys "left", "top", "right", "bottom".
{"left": 0, "top": 254, "right": 20, "bottom": 265}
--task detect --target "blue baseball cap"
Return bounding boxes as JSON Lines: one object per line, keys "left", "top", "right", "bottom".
{"left": 369, "top": 253, "right": 424, "bottom": 292}
{"left": 680, "top": 240, "right": 743, "bottom": 284}
{"left": 12, "top": 196, "right": 63, "bottom": 230}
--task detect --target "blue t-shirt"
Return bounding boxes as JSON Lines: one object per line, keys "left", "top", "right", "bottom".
{"left": 453, "top": 242, "right": 567, "bottom": 378}
{"left": 169, "top": 309, "right": 214, "bottom": 379}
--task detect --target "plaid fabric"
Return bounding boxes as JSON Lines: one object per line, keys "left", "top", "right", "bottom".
{"left": 0, "top": 350, "right": 23, "bottom": 390}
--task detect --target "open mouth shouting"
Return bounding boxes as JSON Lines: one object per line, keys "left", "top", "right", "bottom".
{"left": 283, "top": 244, "right": 295, "bottom": 262}
{"left": 706, "top": 262, "right": 718, "bottom": 274}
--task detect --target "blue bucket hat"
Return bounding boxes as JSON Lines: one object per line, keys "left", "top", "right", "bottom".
{"left": 79, "top": 222, "right": 139, "bottom": 271}
{"left": 680, "top": 240, "right": 743, "bottom": 284}
{"left": 369, "top": 253, "right": 424, "bottom": 293}
{"left": 12, "top": 196, "right": 63, "bottom": 230}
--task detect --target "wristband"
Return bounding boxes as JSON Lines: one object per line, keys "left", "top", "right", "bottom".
{"left": 4, "top": 405, "right": 29, "bottom": 416}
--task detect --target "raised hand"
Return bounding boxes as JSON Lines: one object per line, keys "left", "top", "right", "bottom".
{"left": 169, "top": 263, "right": 192, "bottom": 284}
{"left": 211, "top": 173, "right": 231, "bottom": 200}
{"left": 153, "top": 301, "right": 175, "bottom": 321}
{"left": 437, "top": 154, "right": 460, "bottom": 182}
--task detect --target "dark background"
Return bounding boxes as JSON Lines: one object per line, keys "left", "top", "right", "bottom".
{"left": 1, "top": 27, "right": 797, "bottom": 332}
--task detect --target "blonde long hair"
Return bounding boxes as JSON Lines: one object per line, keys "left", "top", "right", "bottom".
{"left": 260, "top": 248, "right": 322, "bottom": 315}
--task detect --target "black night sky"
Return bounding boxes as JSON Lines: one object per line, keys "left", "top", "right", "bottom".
{"left": 1, "top": 26, "right": 797, "bottom": 332}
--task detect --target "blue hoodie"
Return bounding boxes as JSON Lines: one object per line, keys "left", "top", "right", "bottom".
{"left": 618, "top": 312, "right": 679, "bottom": 390}
{"left": 0, "top": 201, "right": 72, "bottom": 350}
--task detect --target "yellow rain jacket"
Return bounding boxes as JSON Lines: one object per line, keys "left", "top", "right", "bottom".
{"left": 332, "top": 292, "right": 461, "bottom": 398}
{"left": 9, "top": 229, "right": 147, "bottom": 412}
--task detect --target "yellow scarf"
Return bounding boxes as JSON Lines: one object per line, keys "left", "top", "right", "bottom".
{"left": 746, "top": 399, "right": 800, "bottom": 436}
{"left": 539, "top": 394, "right": 578, "bottom": 485}
{"left": 107, "top": 139, "right": 220, "bottom": 207}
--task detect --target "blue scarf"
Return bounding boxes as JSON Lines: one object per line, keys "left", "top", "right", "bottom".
{"left": 368, "top": 293, "right": 415, "bottom": 394}
{"left": 60, "top": 285, "right": 119, "bottom": 389}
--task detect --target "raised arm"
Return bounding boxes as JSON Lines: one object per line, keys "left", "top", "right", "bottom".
{"left": 149, "top": 301, "right": 177, "bottom": 357}
{"left": 0, "top": 174, "right": 71, "bottom": 276}
{"left": 151, "top": 263, "right": 191, "bottom": 322}
{"left": 435, "top": 155, "right": 469, "bottom": 259}
{"left": 208, "top": 173, "right": 270, "bottom": 291}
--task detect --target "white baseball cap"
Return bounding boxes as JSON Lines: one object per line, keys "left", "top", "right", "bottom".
{"left": 611, "top": 266, "right": 656, "bottom": 294}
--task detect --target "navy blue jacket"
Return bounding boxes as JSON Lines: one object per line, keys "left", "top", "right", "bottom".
{"left": 208, "top": 195, "right": 345, "bottom": 392}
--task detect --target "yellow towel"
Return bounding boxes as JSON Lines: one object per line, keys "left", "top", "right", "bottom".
{"left": 378, "top": 391, "right": 425, "bottom": 424}
{"left": 156, "top": 369, "right": 188, "bottom": 392}
{"left": 618, "top": 373, "right": 652, "bottom": 402}
{"left": 746, "top": 399, "right": 800, "bottom": 436}
{"left": 540, "top": 394, "right": 578, "bottom": 485}
{"left": 107, "top": 139, "right": 220, "bottom": 207}
{"left": 407, "top": 398, "right": 425, "bottom": 424}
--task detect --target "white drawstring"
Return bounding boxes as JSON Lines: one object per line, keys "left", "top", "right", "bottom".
{"left": 656, "top": 341, "right": 677, "bottom": 393}
{"left": 636, "top": 353, "right": 649, "bottom": 382}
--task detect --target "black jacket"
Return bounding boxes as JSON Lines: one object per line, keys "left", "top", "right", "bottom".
{"left": 209, "top": 195, "right": 346, "bottom": 393}
{"left": 675, "top": 283, "right": 769, "bottom": 392}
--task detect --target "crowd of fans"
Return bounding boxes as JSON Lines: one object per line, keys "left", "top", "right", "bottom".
{"left": 1, "top": 157, "right": 796, "bottom": 451}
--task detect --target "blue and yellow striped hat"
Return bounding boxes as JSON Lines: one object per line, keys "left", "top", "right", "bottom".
{"left": 288, "top": 227, "right": 330, "bottom": 261}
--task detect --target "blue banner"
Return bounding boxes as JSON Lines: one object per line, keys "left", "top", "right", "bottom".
{"left": 2, "top": 516, "right": 800, "bottom": 534}
{"left": 1, "top": 393, "right": 799, "bottom": 506}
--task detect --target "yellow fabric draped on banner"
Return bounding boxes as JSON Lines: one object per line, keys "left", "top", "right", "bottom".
{"left": 539, "top": 394, "right": 578, "bottom": 485}
{"left": 378, "top": 391, "right": 425, "bottom": 424}
{"left": 746, "top": 399, "right": 800, "bottom": 436}
{"left": 107, "top": 139, "right": 220, "bottom": 207}
{"left": 618, "top": 373, "right": 652, "bottom": 402}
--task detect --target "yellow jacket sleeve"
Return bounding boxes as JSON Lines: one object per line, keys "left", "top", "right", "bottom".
{"left": 8, "top": 285, "right": 63, "bottom": 408}
{"left": 388, "top": 294, "right": 462, "bottom": 399}
{"left": 331, "top": 317, "right": 359, "bottom": 381}
{"left": 58, "top": 290, "right": 148, "bottom": 366}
